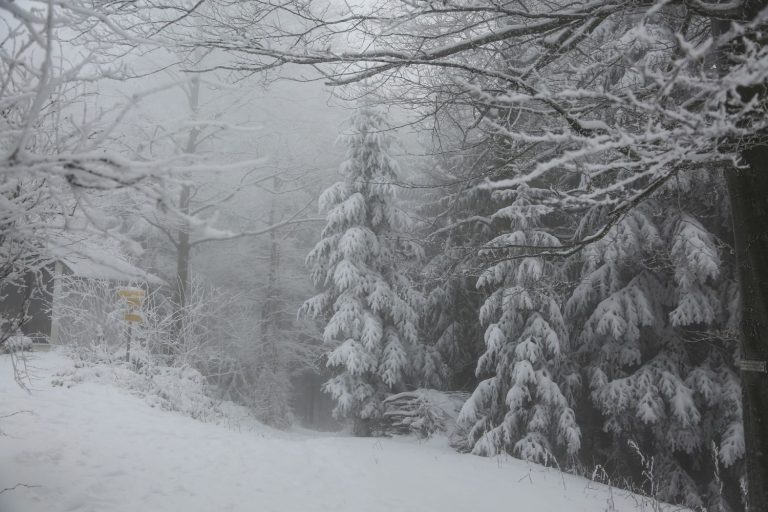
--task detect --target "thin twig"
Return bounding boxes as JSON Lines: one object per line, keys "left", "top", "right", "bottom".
{"left": 0, "top": 483, "right": 41, "bottom": 494}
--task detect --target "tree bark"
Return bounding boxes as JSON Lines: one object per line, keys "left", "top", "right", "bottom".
{"left": 712, "top": 5, "right": 767, "bottom": 508}
{"left": 726, "top": 145, "right": 768, "bottom": 512}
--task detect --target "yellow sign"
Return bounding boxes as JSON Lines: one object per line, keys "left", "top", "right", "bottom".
{"left": 124, "top": 312, "right": 143, "bottom": 323}
{"left": 118, "top": 288, "right": 145, "bottom": 299}
{"left": 125, "top": 296, "right": 143, "bottom": 307}
{"left": 119, "top": 288, "right": 145, "bottom": 324}
{"left": 119, "top": 288, "right": 145, "bottom": 308}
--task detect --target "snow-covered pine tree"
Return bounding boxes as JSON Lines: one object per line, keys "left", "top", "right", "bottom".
{"left": 566, "top": 170, "right": 744, "bottom": 510}
{"left": 301, "top": 107, "right": 422, "bottom": 435}
{"left": 456, "top": 184, "right": 581, "bottom": 465}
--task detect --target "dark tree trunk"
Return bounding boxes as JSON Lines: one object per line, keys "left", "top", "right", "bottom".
{"left": 711, "top": 5, "right": 768, "bottom": 508}
{"left": 353, "top": 417, "right": 372, "bottom": 437}
{"left": 726, "top": 146, "right": 768, "bottom": 512}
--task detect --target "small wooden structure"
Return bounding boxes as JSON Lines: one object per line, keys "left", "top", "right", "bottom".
{"left": 0, "top": 237, "right": 163, "bottom": 343}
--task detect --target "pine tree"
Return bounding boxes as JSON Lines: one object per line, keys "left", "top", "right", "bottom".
{"left": 457, "top": 184, "right": 581, "bottom": 464}
{"left": 301, "top": 107, "right": 421, "bottom": 435}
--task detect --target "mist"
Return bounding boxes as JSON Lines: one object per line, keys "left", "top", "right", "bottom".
{"left": 1, "top": 1, "right": 765, "bottom": 511}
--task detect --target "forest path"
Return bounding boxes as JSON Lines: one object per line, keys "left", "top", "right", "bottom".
{"left": 1, "top": 351, "right": 661, "bottom": 512}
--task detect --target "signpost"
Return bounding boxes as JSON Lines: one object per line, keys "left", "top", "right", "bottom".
{"left": 118, "top": 288, "right": 145, "bottom": 363}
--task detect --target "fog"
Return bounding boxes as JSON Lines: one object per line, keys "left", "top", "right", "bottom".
{"left": 1, "top": 1, "right": 763, "bottom": 511}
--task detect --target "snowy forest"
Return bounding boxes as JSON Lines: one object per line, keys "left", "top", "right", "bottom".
{"left": 1, "top": 0, "right": 767, "bottom": 511}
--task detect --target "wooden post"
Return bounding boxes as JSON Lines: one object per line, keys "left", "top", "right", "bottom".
{"left": 118, "top": 288, "right": 144, "bottom": 365}
{"left": 125, "top": 322, "right": 132, "bottom": 363}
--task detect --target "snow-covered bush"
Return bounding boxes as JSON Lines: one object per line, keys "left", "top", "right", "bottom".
{"left": 52, "top": 358, "right": 227, "bottom": 423}
{"left": 53, "top": 272, "right": 311, "bottom": 428}
{"left": 54, "top": 274, "right": 248, "bottom": 396}
{"left": 53, "top": 275, "right": 152, "bottom": 361}
{"left": 54, "top": 273, "right": 237, "bottom": 365}
{"left": 0, "top": 334, "right": 33, "bottom": 354}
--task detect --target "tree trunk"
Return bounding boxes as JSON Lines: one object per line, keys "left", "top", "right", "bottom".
{"left": 726, "top": 146, "right": 768, "bottom": 512}
{"left": 711, "top": 6, "right": 768, "bottom": 508}
{"left": 260, "top": 195, "right": 280, "bottom": 369}
{"left": 174, "top": 183, "right": 191, "bottom": 339}
{"left": 261, "top": 193, "right": 279, "bottom": 340}
{"left": 173, "top": 76, "right": 201, "bottom": 349}
{"left": 256, "top": 188, "right": 291, "bottom": 428}
{"left": 353, "top": 417, "right": 372, "bottom": 437}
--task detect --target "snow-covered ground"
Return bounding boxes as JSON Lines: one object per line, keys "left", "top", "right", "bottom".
{"left": 1, "top": 351, "right": 674, "bottom": 512}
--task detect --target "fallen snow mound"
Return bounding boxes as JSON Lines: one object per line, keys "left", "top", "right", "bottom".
{"left": 380, "top": 389, "right": 468, "bottom": 437}
{"left": 1, "top": 350, "right": 685, "bottom": 512}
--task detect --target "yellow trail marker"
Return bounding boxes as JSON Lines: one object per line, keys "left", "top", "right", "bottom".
{"left": 118, "top": 288, "right": 145, "bottom": 299}
{"left": 124, "top": 312, "right": 143, "bottom": 323}
{"left": 125, "top": 296, "right": 143, "bottom": 307}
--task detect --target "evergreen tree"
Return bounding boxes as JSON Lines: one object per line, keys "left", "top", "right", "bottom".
{"left": 302, "top": 107, "right": 422, "bottom": 434}
{"left": 419, "top": 156, "right": 496, "bottom": 393}
{"left": 457, "top": 184, "right": 581, "bottom": 464}
{"left": 566, "top": 170, "right": 744, "bottom": 510}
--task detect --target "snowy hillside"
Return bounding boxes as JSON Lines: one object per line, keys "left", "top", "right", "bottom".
{"left": 1, "top": 351, "right": 677, "bottom": 512}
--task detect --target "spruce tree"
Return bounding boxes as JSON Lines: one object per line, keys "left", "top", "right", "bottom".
{"left": 302, "top": 107, "right": 421, "bottom": 435}
{"left": 567, "top": 171, "right": 744, "bottom": 510}
{"left": 457, "top": 184, "right": 581, "bottom": 464}
{"left": 420, "top": 163, "right": 496, "bottom": 393}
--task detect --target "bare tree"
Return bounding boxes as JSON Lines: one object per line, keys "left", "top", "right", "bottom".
{"left": 120, "top": 69, "right": 324, "bottom": 352}
{"left": 0, "top": 0, "right": 176, "bottom": 354}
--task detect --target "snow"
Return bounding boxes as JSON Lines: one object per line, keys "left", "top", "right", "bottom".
{"left": 1, "top": 350, "right": 677, "bottom": 512}
{"left": 50, "top": 235, "right": 165, "bottom": 285}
